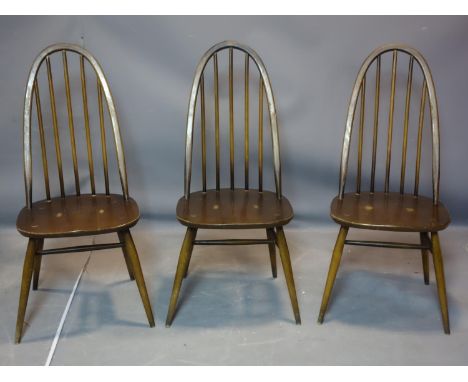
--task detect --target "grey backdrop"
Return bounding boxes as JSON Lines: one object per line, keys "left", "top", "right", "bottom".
{"left": 1, "top": 16, "right": 467, "bottom": 228}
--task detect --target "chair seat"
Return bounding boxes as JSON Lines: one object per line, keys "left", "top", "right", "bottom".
{"left": 16, "top": 194, "right": 140, "bottom": 238}
{"left": 176, "top": 189, "right": 294, "bottom": 228}
{"left": 330, "top": 192, "right": 450, "bottom": 232}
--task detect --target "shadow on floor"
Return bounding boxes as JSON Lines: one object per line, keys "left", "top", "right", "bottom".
{"left": 156, "top": 270, "right": 297, "bottom": 328}
{"left": 19, "top": 282, "right": 149, "bottom": 344}
{"left": 322, "top": 269, "right": 458, "bottom": 333}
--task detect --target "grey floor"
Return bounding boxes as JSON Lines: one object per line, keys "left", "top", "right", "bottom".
{"left": 1, "top": 221, "right": 468, "bottom": 365}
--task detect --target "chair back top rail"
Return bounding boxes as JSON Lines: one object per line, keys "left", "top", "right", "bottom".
{"left": 23, "top": 43, "right": 129, "bottom": 208}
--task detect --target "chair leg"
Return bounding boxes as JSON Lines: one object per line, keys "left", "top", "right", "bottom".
{"left": 32, "top": 239, "right": 44, "bottom": 290}
{"left": 15, "top": 238, "right": 39, "bottom": 343}
{"left": 166, "top": 227, "right": 197, "bottom": 327}
{"left": 118, "top": 230, "right": 155, "bottom": 327}
{"left": 275, "top": 226, "right": 301, "bottom": 324}
{"left": 119, "top": 234, "right": 135, "bottom": 281}
{"left": 420, "top": 232, "right": 430, "bottom": 285}
{"left": 183, "top": 228, "right": 197, "bottom": 278}
{"left": 430, "top": 232, "right": 450, "bottom": 334}
{"left": 318, "top": 226, "right": 348, "bottom": 324}
{"left": 266, "top": 228, "right": 277, "bottom": 278}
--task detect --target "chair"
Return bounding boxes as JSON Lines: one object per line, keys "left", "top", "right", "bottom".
{"left": 165, "top": 41, "right": 301, "bottom": 326}
{"left": 317, "top": 44, "right": 451, "bottom": 333}
{"left": 15, "top": 43, "right": 155, "bottom": 343}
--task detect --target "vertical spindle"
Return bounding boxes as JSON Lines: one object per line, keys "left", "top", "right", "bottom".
{"left": 80, "top": 55, "right": 96, "bottom": 194}
{"left": 97, "top": 80, "right": 110, "bottom": 195}
{"left": 400, "top": 56, "right": 414, "bottom": 194}
{"left": 46, "top": 56, "right": 65, "bottom": 197}
{"left": 200, "top": 74, "right": 206, "bottom": 192}
{"left": 244, "top": 53, "right": 250, "bottom": 190}
{"left": 384, "top": 50, "right": 398, "bottom": 193}
{"left": 258, "top": 78, "right": 264, "bottom": 192}
{"left": 229, "top": 48, "right": 234, "bottom": 190}
{"left": 370, "top": 56, "right": 381, "bottom": 193}
{"left": 414, "top": 80, "right": 427, "bottom": 196}
{"left": 33, "top": 80, "right": 50, "bottom": 200}
{"left": 356, "top": 76, "right": 366, "bottom": 193}
{"left": 62, "top": 51, "right": 80, "bottom": 195}
{"left": 213, "top": 54, "right": 220, "bottom": 191}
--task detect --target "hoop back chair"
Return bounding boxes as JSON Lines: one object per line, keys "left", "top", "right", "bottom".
{"left": 318, "top": 44, "right": 451, "bottom": 333}
{"left": 166, "top": 41, "right": 301, "bottom": 326}
{"left": 15, "top": 44, "right": 154, "bottom": 343}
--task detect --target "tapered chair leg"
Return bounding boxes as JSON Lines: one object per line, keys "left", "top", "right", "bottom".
{"left": 275, "top": 226, "right": 301, "bottom": 324}
{"left": 183, "top": 228, "right": 197, "bottom": 278}
{"left": 318, "top": 226, "right": 348, "bottom": 324}
{"left": 119, "top": 234, "right": 135, "bottom": 281}
{"left": 166, "top": 227, "right": 197, "bottom": 327}
{"left": 266, "top": 228, "right": 277, "bottom": 278}
{"left": 420, "top": 232, "right": 430, "bottom": 285}
{"left": 32, "top": 239, "right": 44, "bottom": 290}
{"left": 118, "top": 230, "right": 155, "bottom": 327}
{"left": 15, "top": 239, "right": 38, "bottom": 343}
{"left": 430, "top": 232, "right": 450, "bottom": 334}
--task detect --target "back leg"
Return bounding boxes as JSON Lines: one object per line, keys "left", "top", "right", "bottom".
{"left": 32, "top": 239, "right": 44, "bottom": 290}
{"left": 266, "top": 228, "right": 277, "bottom": 278}
{"left": 420, "top": 232, "right": 430, "bottom": 285}
{"left": 183, "top": 228, "right": 198, "bottom": 278}
{"left": 119, "top": 233, "right": 135, "bottom": 281}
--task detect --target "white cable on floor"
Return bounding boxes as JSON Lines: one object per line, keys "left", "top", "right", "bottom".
{"left": 44, "top": 253, "right": 91, "bottom": 366}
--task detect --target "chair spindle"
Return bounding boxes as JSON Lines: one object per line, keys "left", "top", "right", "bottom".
{"left": 384, "top": 50, "right": 398, "bottom": 193}
{"left": 46, "top": 56, "right": 65, "bottom": 197}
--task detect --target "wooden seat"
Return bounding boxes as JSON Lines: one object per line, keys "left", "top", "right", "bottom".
{"left": 331, "top": 192, "right": 450, "bottom": 232}
{"left": 176, "top": 189, "right": 293, "bottom": 229}
{"left": 14, "top": 44, "right": 154, "bottom": 343}
{"left": 17, "top": 194, "right": 139, "bottom": 238}
{"left": 318, "top": 44, "right": 451, "bottom": 334}
{"left": 166, "top": 41, "right": 301, "bottom": 327}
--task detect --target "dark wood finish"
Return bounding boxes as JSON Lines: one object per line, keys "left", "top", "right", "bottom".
{"left": 318, "top": 226, "right": 348, "bottom": 324}
{"left": 15, "top": 44, "right": 154, "bottom": 343}
{"left": 276, "top": 227, "right": 301, "bottom": 324}
{"left": 15, "top": 239, "right": 38, "bottom": 343}
{"left": 266, "top": 228, "right": 277, "bottom": 278}
{"left": 420, "top": 232, "right": 430, "bottom": 285}
{"left": 330, "top": 192, "right": 450, "bottom": 232}
{"left": 431, "top": 232, "right": 450, "bottom": 334}
{"left": 166, "top": 41, "right": 300, "bottom": 326}
{"left": 183, "top": 228, "right": 197, "bottom": 279}
{"left": 166, "top": 227, "right": 197, "bottom": 327}
{"left": 32, "top": 239, "right": 44, "bottom": 290}
{"left": 120, "top": 235, "right": 136, "bottom": 281}
{"left": 17, "top": 194, "right": 139, "bottom": 238}
{"left": 118, "top": 230, "right": 155, "bottom": 327}
{"left": 176, "top": 189, "right": 293, "bottom": 229}
{"left": 318, "top": 44, "right": 451, "bottom": 333}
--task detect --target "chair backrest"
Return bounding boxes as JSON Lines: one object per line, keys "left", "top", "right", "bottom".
{"left": 338, "top": 44, "right": 441, "bottom": 205}
{"left": 23, "top": 43, "right": 128, "bottom": 208}
{"left": 183, "top": 41, "right": 282, "bottom": 199}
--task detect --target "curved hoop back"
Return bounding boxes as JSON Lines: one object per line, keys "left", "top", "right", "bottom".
{"left": 23, "top": 43, "right": 128, "bottom": 208}
{"left": 338, "top": 44, "right": 440, "bottom": 204}
{"left": 184, "top": 41, "right": 282, "bottom": 199}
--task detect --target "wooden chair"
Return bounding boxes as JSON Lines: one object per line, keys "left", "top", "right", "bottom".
{"left": 165, "top": 41, "right": 301, "bottom": 326}
{"left": 318, "top": 44, "right": 451, "bottom": 333}
{"left": 15, "top": 43, "right": 155, "bottom": 343}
